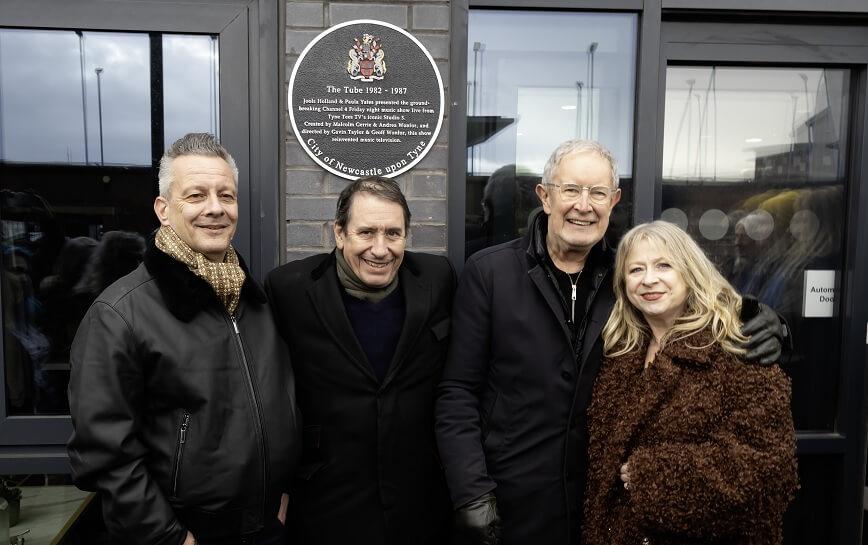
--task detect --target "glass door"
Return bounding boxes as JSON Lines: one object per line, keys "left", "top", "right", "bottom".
{"left": 657, "top": 21, "right": 868, "bottom": 545}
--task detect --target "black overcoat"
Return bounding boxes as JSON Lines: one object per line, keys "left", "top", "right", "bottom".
{"left": 265, "top": 250, "right": 455, "bottom": 545}
{"left": 435, "top": 212, "right": 615, "bottom": 545}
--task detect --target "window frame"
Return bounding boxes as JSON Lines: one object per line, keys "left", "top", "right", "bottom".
{"left": 0, "top": 0, "right": 281, "bottom": 472}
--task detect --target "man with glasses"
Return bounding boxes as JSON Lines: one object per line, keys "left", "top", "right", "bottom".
{"left": 435, "top": 139, "right": 784, "bottom": 545}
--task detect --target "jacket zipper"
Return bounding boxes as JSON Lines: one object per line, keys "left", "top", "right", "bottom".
{"left": 562, "top": 268, "right": 608, "bottom": 545}
{"left": 230, "top": 315, "right": 269, "bottom": 525}
{"left": 171, "top": 412, "right": 191, "bottom": 498}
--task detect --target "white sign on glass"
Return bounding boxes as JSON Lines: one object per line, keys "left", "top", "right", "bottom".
{"left": 802, "top": 270, "right": 838, "bottom": 318}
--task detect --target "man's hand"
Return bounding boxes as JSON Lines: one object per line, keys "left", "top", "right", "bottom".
{"left": 182, "top": 531, "right": 196, "bottom": 545}
{"left": 741, "top": 302, "right": 784, "bottom": 365}
{"left": 453, "top": 492, "right": 500, "bottom": 545}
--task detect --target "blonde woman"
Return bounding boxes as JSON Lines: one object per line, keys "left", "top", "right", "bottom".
{"left": 583, "top": 221, "right": 798, "bottom": 545}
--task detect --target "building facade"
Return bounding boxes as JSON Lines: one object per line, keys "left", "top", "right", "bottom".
{"left": 1, "top": 0, "right": 867, "bottom": 543}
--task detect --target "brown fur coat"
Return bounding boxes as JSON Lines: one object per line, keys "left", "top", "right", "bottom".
{"left": 583, "top": 329, "right": 798, "bottom": 545}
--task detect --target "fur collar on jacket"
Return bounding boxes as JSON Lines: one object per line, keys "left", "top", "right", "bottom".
{"left": 630, "top": 328, "right": 737, "bottom": 370}
{"left": 143, "top": 234, "right": 266, "bottom": 322}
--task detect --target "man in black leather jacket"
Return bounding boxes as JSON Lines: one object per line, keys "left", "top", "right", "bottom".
{"left": 67, "top": 133, "right": 301, "bottom": 545}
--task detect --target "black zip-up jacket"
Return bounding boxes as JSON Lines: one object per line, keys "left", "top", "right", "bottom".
{"left": 67, "top": 241, "right": 301, "bottom": 545}
{"left": 435, "top": 210, "right": 615, "bottom": 545}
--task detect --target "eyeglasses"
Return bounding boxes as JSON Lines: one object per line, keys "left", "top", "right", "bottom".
{"left": 545, "top": 183, "right": 619, "bottom": 205}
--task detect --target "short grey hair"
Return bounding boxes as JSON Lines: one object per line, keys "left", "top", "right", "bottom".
{"left": 541, "top": 139, "right": 619, "bottom": 188}
{"left": 158, "top": 133, "right": 239, "bottom": 197}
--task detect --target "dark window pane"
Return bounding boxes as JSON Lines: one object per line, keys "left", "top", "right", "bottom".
{"left": 660, "top": 66, "right": 850, "bottom": 431}
{"left": 0, "top": 29, "right": 218, "bottom": 416}
{"left": 465, "top": 10, "right": 637, "bottom": 258}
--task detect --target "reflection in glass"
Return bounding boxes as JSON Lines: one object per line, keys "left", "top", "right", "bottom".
{"left": 0, "top": 28, "right": 219, "bottom": 416}
{"left": 163, "top": 35, "right": 220, "bottom": 147}
{"left": 660, "top": 66, "right": 850, "bottom": 431}
{"left": 465, "top": 10, "right": 637, "bottom": 258}
{"left": 0, "top": 30, "right": 151, "bottom": 165}
{"left": 82, "top": 33, "right": 151, "bottom": 165}
{"left": 0, "top": 30, "right": 87, "bottom": 163}
{"left": 663, "top": 67, "right": 847, "bottom": 183}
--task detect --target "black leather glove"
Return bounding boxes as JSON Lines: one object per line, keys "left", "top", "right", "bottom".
{"left": 741, "top": 301, "right": 786, "bottom": 365}
{"left": 453, "top": 492, "right": 501, "bottom": 545}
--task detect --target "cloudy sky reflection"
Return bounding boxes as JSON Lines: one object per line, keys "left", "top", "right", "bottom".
{"left": 0, "top": 29, "right": 218, "bottom": 166}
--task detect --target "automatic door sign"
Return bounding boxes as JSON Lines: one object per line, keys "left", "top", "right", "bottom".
{"left": 289, "top": 20, "right": 444, "bottom": 179}
{"left": 802, "top": 270, "right": 838, "bottom": 318}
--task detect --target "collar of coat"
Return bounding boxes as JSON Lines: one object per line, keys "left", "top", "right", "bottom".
{"left": 611, "top": 327, "right": 735, "bottom": 370}
{"left": 524, "top": 208, "right": 615, "bottom": 283}
{"left": 143, "top": 232, "right": 266, "bottom": 322}
{"left": 309, "top": 249, "right": 421, "bottom": 281}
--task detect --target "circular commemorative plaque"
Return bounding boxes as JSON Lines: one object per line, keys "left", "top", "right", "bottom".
{"left": 289, "top": 20, "right": 444, "bottom": 180}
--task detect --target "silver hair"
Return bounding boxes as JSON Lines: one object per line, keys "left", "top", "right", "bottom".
{"left": 541, "top": 139, "right": 619, "bottom": 188}
{"left": 157, "top": 133, "right": 239, "bottom": 197}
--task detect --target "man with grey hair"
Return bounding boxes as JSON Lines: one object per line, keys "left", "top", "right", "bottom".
{"left": 435, "top": 139, "right": 784, "bottom": 545}
{"left": 68, "top": 133, "right": 300, "bottom": 545}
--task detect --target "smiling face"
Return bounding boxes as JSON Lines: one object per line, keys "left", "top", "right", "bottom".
{"left": 624, "top": 238, "right": 689, "bottom": 332}
{"left": 334, "top": 192, "right": 406, "bottom": 288}
{"left": 536, "top": 152, "right": 620, "bottom": 262}
{"left": 153, "top": 154, "right": 238, "bottom": 262}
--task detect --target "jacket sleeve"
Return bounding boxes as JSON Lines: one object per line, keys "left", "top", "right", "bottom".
{"left": 67, "top": 302, "right": 187, "bottom": 545}
{"left": 626, "top": 365, "right": 798, "bottom": 540}
{"left": 435, "top": 257, "right": 498, "bottom": 508}
{"left": 263, "top": 271, "right": 298, "bottom": 495}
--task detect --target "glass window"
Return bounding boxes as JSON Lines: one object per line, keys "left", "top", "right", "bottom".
{"left": 660, "top": 66, "right": 850, "bottom": 431}
{"left": 163, "top": 34, "right": 220, "bottom": 147}
{"left": 0, "top": 30, "right": 151, "bottom": 166}
{"left": 0, "top": 28, "right": 219, "bottom": 416}
{"left": 465, "top": 10, "right": 637, "bottom": 258}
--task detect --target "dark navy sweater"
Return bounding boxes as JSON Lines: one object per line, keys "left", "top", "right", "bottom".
{"left": 340, "top": 285, "right": 406, "bottom": 382}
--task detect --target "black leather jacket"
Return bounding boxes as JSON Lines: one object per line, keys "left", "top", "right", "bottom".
{"left": 68, "top": 241, "right": 301, "bottom": 545}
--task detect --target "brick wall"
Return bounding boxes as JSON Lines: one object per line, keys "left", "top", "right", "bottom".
{"left": 284, "top": 0, "right": 451, "bottom": 262}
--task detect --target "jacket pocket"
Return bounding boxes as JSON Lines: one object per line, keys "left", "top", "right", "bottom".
{"left": 430, "top": 317, "right": 451, "bottom": 342}
{"left": 171, "top": 412, "right": 191, "bottom": 499}
{"left": 480, "top": 390, "right": 500, "bottom": 442}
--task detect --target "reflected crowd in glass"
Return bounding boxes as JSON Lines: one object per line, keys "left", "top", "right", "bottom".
{"left": 661, "top": 66, "right": 849, "bottom": 431}
{"left": 0, "top": 28, "right": 219, "bottom": 415}
{"left": 1, "top": 197, "right": 145, "bottom": 414}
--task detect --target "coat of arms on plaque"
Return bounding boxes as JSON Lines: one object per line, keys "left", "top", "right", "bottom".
{"left": 347, "top": 33, "right": 386, "bottom": 82}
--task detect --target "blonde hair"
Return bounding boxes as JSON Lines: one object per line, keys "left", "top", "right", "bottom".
{"left": 603, "top": 221, "right": 748, "bottom": 357}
